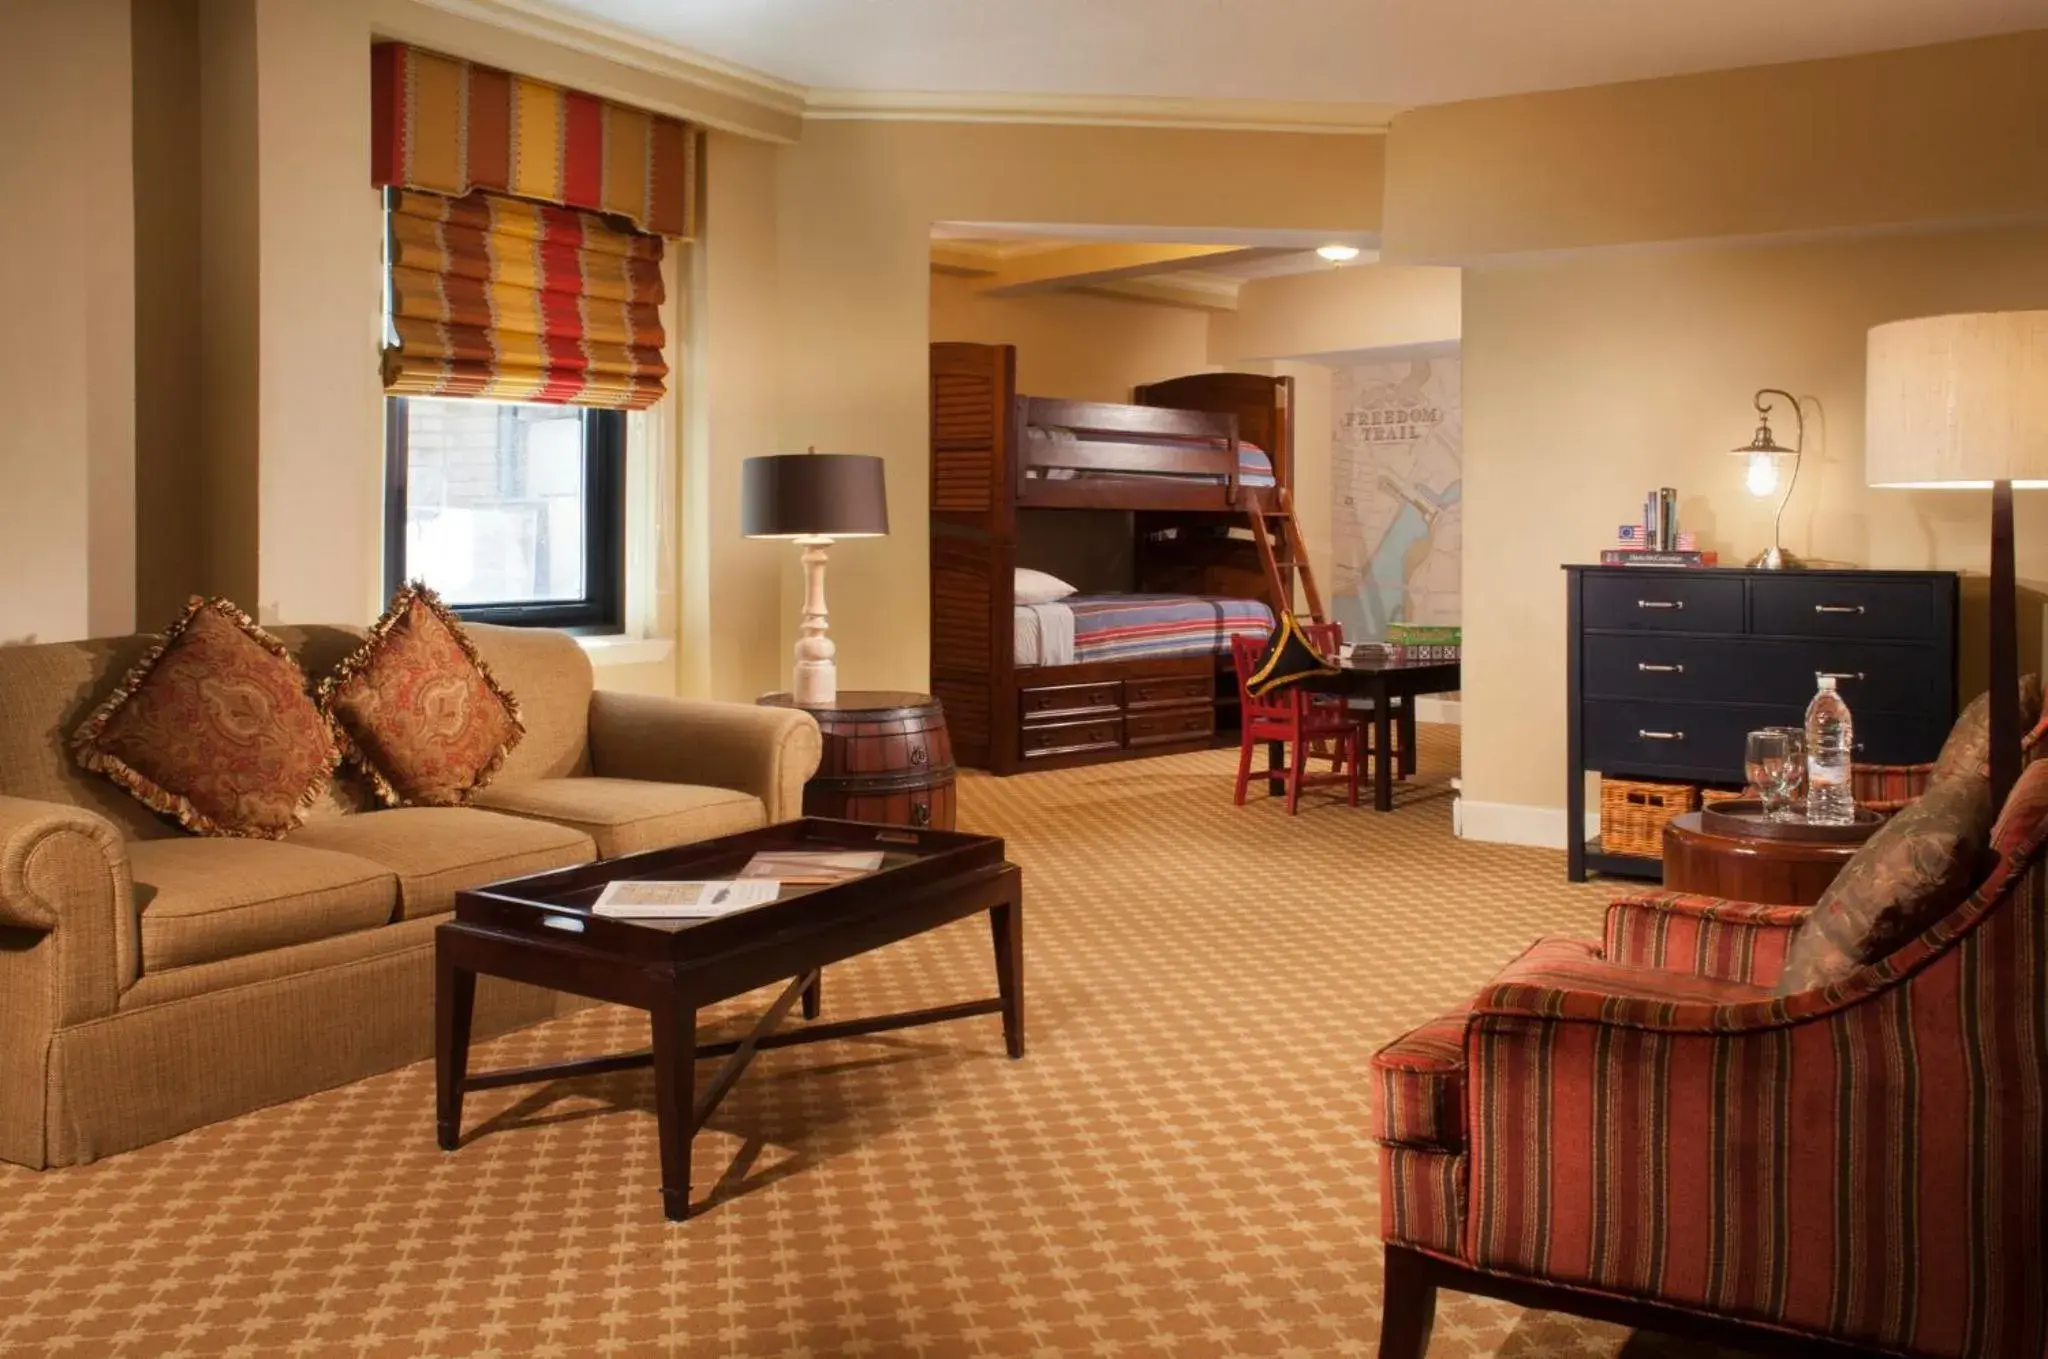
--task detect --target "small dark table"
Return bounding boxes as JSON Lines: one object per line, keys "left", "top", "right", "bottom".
{"left": 1284, "top": 658, "right": 1461, "bottom": 811}
{"left": 1662, "top": 811, "right": 1860, "bottom": 906}
{"left": 436, "top": 818, "right": 1022, "bottom": 1221}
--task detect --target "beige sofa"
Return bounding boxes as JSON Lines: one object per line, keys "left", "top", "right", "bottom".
{"left": 0, "top": 623, "right": 821, "bottom": 1168}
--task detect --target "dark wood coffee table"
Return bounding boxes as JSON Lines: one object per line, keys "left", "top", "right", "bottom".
{"left": 435, "top": 818, "right": 1023, "bottom": 1221}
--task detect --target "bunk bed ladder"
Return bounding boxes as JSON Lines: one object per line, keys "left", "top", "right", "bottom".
{"left": 1247, "top": 490, "right": 1325, "bottom": 624}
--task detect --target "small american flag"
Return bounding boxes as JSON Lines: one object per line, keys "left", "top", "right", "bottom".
{"left": 1616, "top": 524, "right": 1646, "bottom": 549}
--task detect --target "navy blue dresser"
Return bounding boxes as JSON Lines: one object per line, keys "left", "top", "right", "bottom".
{"left": 1565, "top": 565, "right": 1958, "bottom": 882}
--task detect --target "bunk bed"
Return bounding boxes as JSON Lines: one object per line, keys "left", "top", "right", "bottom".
{"left": 930, "top": 341, "right": 1305, "bottom": 774}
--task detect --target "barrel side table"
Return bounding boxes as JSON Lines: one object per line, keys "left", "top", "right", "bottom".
{"left": 758, "top": 690, "right": 956, "bottom": 831}
{"left": 1661, "top": 812, "right": 1859, "bottom": 907}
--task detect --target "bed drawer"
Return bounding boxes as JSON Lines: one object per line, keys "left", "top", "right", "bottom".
{"left": 1019, "top": 681, "right": 1121, "bottom": 724}
{"left": 1125, "top": 706, "right": 1215, "bottom": 747}
{"left": 1124, "top": 673, "right": 1213, "bottom": 711}
{"left": 1020, "top": 716, "right": 1123, "bottom": 759}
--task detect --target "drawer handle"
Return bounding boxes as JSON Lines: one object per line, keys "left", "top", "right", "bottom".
{"left": 911, "top": 747, "right": 928, "bottom": 766}
{"left": 1638, "top": 729, "right": 1686, "bottom": 741}
{"left": 1815, "top": 604, "right": 1866, "bottom": 615}
{"left": 1637, "top": 599, "right": 1684, "bottom": 611}
{"left": 1817, "top": 671, "right": 1865, "bottom": 683}
{"left": 1636, "top": 662, "right": 1685, "bottom": 674}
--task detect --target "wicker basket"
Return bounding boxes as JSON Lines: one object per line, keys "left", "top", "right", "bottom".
{"left": 1599, "top": 777, "right": 1700, "bottom": 858}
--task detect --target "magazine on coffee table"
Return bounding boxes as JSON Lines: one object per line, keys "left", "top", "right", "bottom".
{"left": 591, "top": 879, "right": 780, "bottom": 918}
{"left": 736, "top": 849, "right": 885, "bottom": 887}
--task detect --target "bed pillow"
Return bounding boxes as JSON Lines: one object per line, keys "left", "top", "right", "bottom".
{"left": 1015, "top": 569, "right": 1078, "bottom": 605}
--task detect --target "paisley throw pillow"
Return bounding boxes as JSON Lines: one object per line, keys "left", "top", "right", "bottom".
{"left": 1775, "top": 773, "right": 1994, "bottom": 994}
{"left": 320, "top": 583, "right": 523, "bottom": 807}
{"left": 1931, "top": 674, "right": 2042, "bottom": 784}
{"left": 72, "top": 597, "right": 340, "bottom": 838}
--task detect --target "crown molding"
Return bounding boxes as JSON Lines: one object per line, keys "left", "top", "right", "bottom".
{"left": 805, "top": 89, "right": 1398, "bottom": 134}
{"left": 395, "top": 0, "right": 806, "bottom": 121}
{"left": 399, "top": 1, "right": 1400, "bottom": 139}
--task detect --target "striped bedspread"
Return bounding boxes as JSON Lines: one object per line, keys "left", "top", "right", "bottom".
{"left": 1056, "top": 593, "right": 1274, "bottom": 665}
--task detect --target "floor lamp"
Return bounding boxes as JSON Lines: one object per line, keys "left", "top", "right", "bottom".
{"left": 1866, "top": 312, "right": 2048, "bottom": 807}
{"left": 740, "top": 451, "right": 890, "bottom": 705}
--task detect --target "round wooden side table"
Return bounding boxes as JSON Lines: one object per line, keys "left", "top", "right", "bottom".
{"left": 1661, "top": 812, "right": 1861, "bottom": 906}
{"left": 758, "top": 690, "right": 956, "bottom": 830}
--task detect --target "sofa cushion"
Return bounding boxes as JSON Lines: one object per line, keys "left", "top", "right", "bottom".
{"left": 470, "top": 778, "right": 767, "bottom": 858}
{"left": 319, "top": 585, "right": 524, "bottom": 808}
{"left": 72, "top": 598, "right": 341, "bottom": 839}
{"left": 128, "top": 838, "right": 398, "bottom": 971}
{"left": 1776, "top": 773, "right": 1995, "bottom": 995}
{"left": 287, "top": 807, "right": 593, "bottom": 918}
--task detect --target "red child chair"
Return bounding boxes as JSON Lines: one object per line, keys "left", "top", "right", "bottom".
{"left": 1230, "top": 622, "right": 1361, "bottom": 815}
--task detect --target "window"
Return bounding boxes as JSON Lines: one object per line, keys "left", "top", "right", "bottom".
{"left": 383, "top": 397, "right": 624, "bottom": 631}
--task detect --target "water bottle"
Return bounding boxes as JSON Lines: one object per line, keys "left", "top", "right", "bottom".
{"left": 1805, "top": 674, "right": 1855, "bottom": 824}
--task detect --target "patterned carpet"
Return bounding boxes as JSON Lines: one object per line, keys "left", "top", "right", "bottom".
{"left": 0, "top": 728, "right": 1720, "bottom": 1357}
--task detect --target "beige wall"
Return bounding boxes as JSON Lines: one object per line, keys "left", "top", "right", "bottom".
{"left": 1461, "top": 224, "right": 2048, "bottom": 821}
{"left": 1211, "top": 265, "right": 1460, "bottom": 364}
{"left": 929, "top": 271, "right": 1216, "bottom": 402}
{"left": 1383, "top": 31, "right": 2048, "bottom": 262}
{"left": 0, "top": 0, "right": 135, "bottom": 644}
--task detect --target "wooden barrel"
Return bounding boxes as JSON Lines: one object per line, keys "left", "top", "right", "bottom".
{"left": 759, "top": 691, "right": 956, "bottom": 830}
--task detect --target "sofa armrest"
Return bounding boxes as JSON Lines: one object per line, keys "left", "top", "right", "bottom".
{"left": 1602, "top": 890, "right": 1809, "bottom": 988}
{"left": 0, "top": 796, "right": 136, "bottom": 1024}
{"left": 586, "top": 692, "right": 823, "bottom": 823}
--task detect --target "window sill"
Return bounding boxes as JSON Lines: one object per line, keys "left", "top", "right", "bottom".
{"left": 576, "top": 635, "right": 676, "bottom": 669}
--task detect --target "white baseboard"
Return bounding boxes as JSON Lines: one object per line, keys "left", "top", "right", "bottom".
{"left": 1414, "top": 696, "right": 1461, "bottom": 725}
{"left": 1455, "top": 798, "right": 1600, "bottom": 849}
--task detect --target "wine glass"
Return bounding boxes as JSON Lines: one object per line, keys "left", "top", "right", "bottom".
{"left": 1746, "top": 728, "right": 1805, "bottom": 821}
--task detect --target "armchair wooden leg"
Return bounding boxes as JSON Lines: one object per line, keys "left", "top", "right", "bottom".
{"left": 1379, "top": 1246, "right": 1438, "bottom": 1359}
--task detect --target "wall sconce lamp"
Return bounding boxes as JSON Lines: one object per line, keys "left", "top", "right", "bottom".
{"left": 1730, "top": 388, "right": 1805, "bottom": 569}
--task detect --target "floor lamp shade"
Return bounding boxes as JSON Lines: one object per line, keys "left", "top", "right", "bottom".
{"left": 1865, "top": 310, "right": 2048, "bottom": 807}
{"left": 739, "top": 452, "right": 890, "bottom": 707}
{"left": 1866, "top": 312, "right": 2048, "bottom": 490}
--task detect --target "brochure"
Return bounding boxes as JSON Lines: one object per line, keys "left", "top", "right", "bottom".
{"left": 590, "top": 879, "right": 780, "bottom": 918}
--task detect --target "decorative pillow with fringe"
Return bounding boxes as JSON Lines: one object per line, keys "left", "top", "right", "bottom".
{"left": 319, "top": 583, "right": 523, "bottom": 807}
{"left": 71, "top": 597, "right": 340, "bottom": 838}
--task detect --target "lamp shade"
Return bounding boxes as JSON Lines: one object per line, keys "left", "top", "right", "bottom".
{"left": 1866, "top": 311, "right": 2048, "bottom": 489}
{"left": 740, "top": 453, "right": 889, "bottom": 539}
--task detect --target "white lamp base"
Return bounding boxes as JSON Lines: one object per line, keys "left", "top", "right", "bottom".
{"left": 792, "top": 537, "right": 837, "bottom": 705}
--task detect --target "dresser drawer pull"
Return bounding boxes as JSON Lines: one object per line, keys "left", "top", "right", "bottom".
{"left": 1636, "top": 662, "right": 1685, "bottom": 674}
{"left": 1636, "top": 599, "right": 1684, "bottom": 610}
{"left": 1814, "top": 604, "right": 1867, "bottom": 615}
{"left": 1817, "top": 671, "right": 1866, "bottom": 683}
{"left": 1637, "top": 729, "right": 1686, "bottom": 741}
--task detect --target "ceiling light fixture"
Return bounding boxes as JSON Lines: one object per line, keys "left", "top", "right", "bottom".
{"left": 1315, "top": 244, "right": 1361, "bottom": 263}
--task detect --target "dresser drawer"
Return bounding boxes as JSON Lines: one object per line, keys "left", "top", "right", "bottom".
{"left": 1124, "top": 673, "right": 1213, "bottom": 710}
{"left": 1585, "top": 701, "right": 1761, "bottom": 780}
{"left": 1020, "top": 716, "right": 1123, "bottom": 759}
{"left": 1585, "top": 635, "right": 1945, "bottom": 714}
{"left": 1125, "top": 706, "right": 1215, "bottom": 747}
{"left": 1582, "top": 573, "right": 1744, "bottom": 633}
{"left": 1751, "top": 576, "right": 1936, "bottom": 641}
{"left": 1019, "top": 681, "right": 1120, "bottom": 724}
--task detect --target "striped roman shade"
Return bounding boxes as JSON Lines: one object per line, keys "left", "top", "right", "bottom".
{"left": 383, "top": 189, "right": 668, "bottom": 410}
{"left": 371, "top": 43, "right": 696, "bottom": 240}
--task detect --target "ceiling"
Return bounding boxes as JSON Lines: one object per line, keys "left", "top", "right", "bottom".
{"left": 931, "top": 226, "right": 1379, "bottom": 311}
{"left": 529, "top": 0, "right": 2040, "bottom": 109}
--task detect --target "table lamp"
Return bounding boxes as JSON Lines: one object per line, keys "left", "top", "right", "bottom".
{"left": 1867, "top": 311, "right": 2048, "bottom": 805}
{"left": 740, "top": 450, "right": 889, "bottom": 705}
{"left": 1729, "top": 388, "right": 1806, "bottom": 569}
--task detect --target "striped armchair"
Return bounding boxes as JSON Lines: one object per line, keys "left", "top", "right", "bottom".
{"left": 1372, "top": 763, "right": 2048, "bottom": 1359}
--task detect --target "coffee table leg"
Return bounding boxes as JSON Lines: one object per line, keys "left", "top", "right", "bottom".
{"left": 801, "top": 969, "right": 822, "bottom": 1020}
{"left": 990, "top": 897, "right": 1025, "bottom": 1059}
{"left": 650, "top": 995, "right": 700, "bottom": 1222}
{"left": 435, "top": 936, "right": 475, "bottom": 1152}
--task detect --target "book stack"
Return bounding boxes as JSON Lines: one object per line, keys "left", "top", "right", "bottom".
{"left": 1387, "top": 622, "right": 1461, "bottom": 662}
{"left": 1604, "top": 491, "right": 1717, "bottom": 567}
